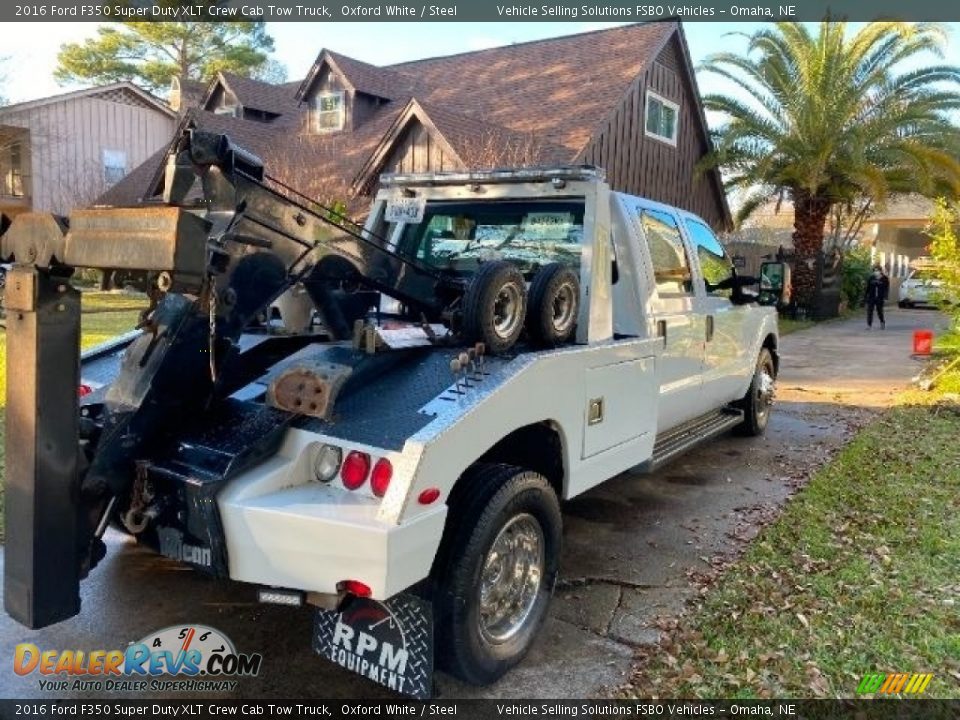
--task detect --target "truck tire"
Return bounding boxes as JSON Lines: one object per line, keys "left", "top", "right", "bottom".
{"left": 432, "top": 463, "right": 561, "bottom": 685}
{"left": 462, "top": 261, "right": 527, "bottom": 354}
{"left": 526, "top": 263, "right": 579, "bottom": 347}
{"left": 735, "top": 348, "right": 776, "bottom": 436}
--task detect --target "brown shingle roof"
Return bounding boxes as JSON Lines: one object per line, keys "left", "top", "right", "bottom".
{"left": 389, "top": 22, "right": 674, "bottom": 152}
{"left": 216, "top": 72, "right": 303, "bottom": 116}
{"left": 101, "top": 23, "right": 709, "bottom": 218}
{"left": 325, "top": 51, "right": 421, "bottom": 100}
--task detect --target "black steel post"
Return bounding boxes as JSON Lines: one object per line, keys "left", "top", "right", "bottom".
{"left": 3, "top": 267, "right": 82, "bottom": 628}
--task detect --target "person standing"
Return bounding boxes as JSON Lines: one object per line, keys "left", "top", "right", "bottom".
{"left": 865, "top": 264, "right": 890, "bottom": 329}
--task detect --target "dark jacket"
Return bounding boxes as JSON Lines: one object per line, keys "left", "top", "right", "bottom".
{"left": 865, "top": 274, "right": 890, "bottom": 303}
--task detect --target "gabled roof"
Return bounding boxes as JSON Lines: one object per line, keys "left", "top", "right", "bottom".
{"left": 205, "top": 72, "right": 303, "bottom": 116}
{"left": 353, "top": 98, "right": 574, "bottom": 193}
{"left": 296, "top": 50, "right": 420, "bottom": 102}
{"left": 101, "top": 23, "right": 730, "bottom": 227}
{"left": 0, "top": 81, "right": 174, "bottom": 117}
{"left": 386, "top": 22, "right": 675, "bottom": 153}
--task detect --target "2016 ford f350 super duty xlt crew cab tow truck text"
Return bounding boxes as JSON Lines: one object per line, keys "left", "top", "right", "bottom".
{"left": 0, "top": 129, "right": 784, "bottom": 698}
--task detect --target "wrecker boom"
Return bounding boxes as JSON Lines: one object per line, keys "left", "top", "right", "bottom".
{"left": 0, "top": 129, "right": 457, "bottom": 628}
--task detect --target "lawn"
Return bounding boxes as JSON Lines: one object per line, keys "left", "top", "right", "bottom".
{"left": 622, "top": 372, "right": 960, "bottom": 699}
{"left": 0, "top": 291, "right": 146, "bottom": 541}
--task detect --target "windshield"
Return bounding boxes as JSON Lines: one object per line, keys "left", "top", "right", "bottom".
{"left": 910, "top": 269, "right": 939, "bottom": 283}
{"left": 393, "top": 200, "right": 584, "bottom": 276}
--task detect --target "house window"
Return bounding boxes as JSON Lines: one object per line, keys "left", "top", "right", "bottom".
{"left": 645, "top": 91, "right": 679, "bottom": 145}
{"left": 102, "top": 149, "right": 127, "bottom": 186}
{"left": 314, "top": 92, "right": 345, "bottom": 132}
{"left": 3, "top": 142, "right": 24, "bottom": 197}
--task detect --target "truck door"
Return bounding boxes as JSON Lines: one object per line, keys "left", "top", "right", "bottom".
{"left": 683, "top": 216, "right": 749, "bottom": 408}
{"left": 632, "top": 203, "right": 705, "bottom": 431}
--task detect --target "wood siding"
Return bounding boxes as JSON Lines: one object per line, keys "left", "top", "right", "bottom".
{"left": 353, "top": 94, "right": 387, "bottom": 129}
{"left": 379, "top": 119, "right": 459, "bottom": 176}
{"left": 578, "top": 35, "right": 728, "bottom": 230}
{"left": 0, "top": 90, "right": 174, "bottom": 216}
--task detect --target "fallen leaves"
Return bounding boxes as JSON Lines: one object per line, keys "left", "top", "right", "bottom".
{"left": 617, "top": 400, "right": 960, "bottom": 700}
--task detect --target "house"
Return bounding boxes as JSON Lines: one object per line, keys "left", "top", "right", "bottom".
{"left": 0, "top": 82, "right": 177, "bottom": 219}
{"left": 101, "top": 22, "right": 731, "bottom": 230}
{"left": 729, "top": 195, "right": 940, "bottom": 281}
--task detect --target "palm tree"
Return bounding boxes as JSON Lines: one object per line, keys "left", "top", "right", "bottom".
{"left": 700, "top": 22, "right": 960, "bottom": 307}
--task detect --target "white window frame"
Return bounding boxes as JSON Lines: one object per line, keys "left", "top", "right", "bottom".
{"left": 4, "top": 142, "right": 24, "bottom": 197}
{"left": 214, "top": 104, "right": 239, "bottom": 117}
{"left": 644, "top": 91, "right": 679, "bottom": 146}
{"left": 102, "top": 149, "right": 127, "bottom": 186}
{"left": 314, "top": 91, "right": 345, "bottom": 133}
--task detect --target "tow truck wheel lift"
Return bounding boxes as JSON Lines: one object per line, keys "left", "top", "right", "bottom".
{"left": 0, "top": 129, "right": 565, "bottom": 630}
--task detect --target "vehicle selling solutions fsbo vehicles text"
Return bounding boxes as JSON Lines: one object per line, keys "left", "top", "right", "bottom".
{"left": 495, "top": 5, "right": 796, "bottom": 18}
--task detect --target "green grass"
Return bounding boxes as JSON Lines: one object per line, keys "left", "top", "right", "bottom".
{"left": 779, "top": 317, "right": 816, "bottom": 335}
{"left": 622, "top": 373, "right": 960, "bottom": 699}
{"left": 0, "top": 291, "right": 146, "bottom": 540}
{"left": 779, "top": 308, "right": 860, "bottom": 336}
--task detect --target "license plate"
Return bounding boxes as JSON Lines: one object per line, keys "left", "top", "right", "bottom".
{"left": 385, "top": 196, "right": 426, "bottom": 224}
{"left": 314, "top": 593, "right": 433, "bottom": 699}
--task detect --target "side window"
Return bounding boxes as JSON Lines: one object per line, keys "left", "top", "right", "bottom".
{"left": 685, "top": 218, "right": 733, "bottom": 296}
{"left": 640, "top": 207, "right": 692, "bottom": 296}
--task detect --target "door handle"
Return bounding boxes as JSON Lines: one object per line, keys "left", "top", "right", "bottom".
{"left": 656, "top": 320, "right": 667, "bottom": 344}
{"left": 706, "top": 315, "right": 715, "bottom": 342}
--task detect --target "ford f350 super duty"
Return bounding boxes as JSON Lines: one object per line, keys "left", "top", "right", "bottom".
{"left": 1, "top": 129, "right": 781, "bottom": 698}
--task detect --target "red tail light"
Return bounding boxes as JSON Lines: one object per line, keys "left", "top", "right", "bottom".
{"left": 338, "top": 579, "right": 372, "bottom": 597}
{"left": 418, "top": 488, "right": 441, "bottom": 505}
{"left": 78, "top": 384, "right": 93, "bottom": 398}
{"left": 340, "top": 451, "right": 370, "bottom": 490}
{"left": 370, "top": 458, "right": 393, "bottom": 498}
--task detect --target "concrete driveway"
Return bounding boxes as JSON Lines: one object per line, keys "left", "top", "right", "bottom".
{"left": 0, "top": 308, "right": 946, "bottom": 700}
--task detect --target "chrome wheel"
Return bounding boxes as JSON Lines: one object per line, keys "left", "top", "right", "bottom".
{"left": 550, "top": 281, "right": 577, "bottom": 334}
{"left": 478, "top": 513, "right": 544, "bottom": 644}
{"left": 756, "top": 364, "right": 776, "bottom": 423}
{"left": 493, "top": 283, "right": 523, "bottom": 341}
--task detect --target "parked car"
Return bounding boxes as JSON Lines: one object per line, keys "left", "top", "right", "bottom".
{"left": 898, "top": 268, "right": 944, "bottom": 308}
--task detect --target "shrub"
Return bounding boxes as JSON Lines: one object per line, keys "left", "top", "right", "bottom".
{"left": 925, "top": 199, "right": 960, "bottom": 329}
{"left": 840, "top": 246, "right": 873, "bottom": 310}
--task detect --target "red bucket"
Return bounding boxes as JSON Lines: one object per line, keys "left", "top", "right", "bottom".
{"left": 913, "top": 329, "right": 934, "bottom": 355}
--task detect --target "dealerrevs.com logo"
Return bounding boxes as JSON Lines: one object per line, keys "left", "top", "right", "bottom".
{"left": 14, "top": 625, "right": 262, "bottom": 692}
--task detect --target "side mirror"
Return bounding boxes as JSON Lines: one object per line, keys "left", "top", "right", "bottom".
{"left": 759, "top": 261, "right": 791, "bottom": 308}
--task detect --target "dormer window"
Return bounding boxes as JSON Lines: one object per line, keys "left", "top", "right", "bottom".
{"left": 315, "top": 91, "right": 345, "bottom": 132}
{"left": 215, "top": 104, "right": 239, "bottom": 117}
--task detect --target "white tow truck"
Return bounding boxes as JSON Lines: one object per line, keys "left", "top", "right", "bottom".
{"left": 2, "top": 131, "right": 781, "bottom": 698}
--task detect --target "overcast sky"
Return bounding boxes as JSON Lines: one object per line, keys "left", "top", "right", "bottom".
{"left": 2, "top": 21, "right": 958, "bottom": 105}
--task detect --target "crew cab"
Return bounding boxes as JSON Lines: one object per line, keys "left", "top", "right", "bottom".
{"left": 2, "top": 139, "right": 779, "bottom": 698}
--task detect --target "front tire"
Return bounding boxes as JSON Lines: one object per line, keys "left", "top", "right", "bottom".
{"left": 735, "top": 348, "right": 776, "bottom": 437}
{"left": 432, "top": 464, "right": 561, "bottom": 685}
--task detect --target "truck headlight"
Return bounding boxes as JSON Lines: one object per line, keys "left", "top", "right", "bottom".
{"left": 313, "top": 444, "right": 342, "bottom": 483}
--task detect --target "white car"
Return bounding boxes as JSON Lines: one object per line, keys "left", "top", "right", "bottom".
{"left": 898, "top": 268, "right": 943, "bottom": 308}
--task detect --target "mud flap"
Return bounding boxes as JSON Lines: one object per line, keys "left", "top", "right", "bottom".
{"left": 313, "top": 593, "right": 433, "bottom": 699}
